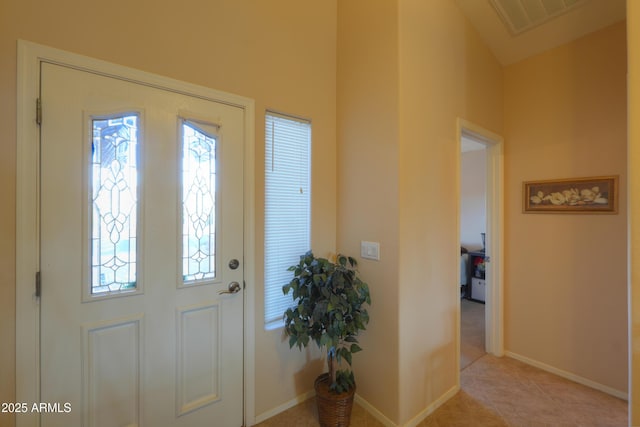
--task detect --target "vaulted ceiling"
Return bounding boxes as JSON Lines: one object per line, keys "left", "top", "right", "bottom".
{"left": 455, "top": 0, "right": 626, "bottom": 65}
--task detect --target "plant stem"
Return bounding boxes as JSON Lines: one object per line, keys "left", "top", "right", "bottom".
{"left": 328, "top": 352, "right": 336, "bottom": 386}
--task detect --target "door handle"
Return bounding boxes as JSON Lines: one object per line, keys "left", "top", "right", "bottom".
{"left": 218, "top": 281, "right": 241, "bottom": 295}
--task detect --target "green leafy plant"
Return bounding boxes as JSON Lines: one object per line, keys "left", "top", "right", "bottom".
{"left": 283, "top": 251, "right": 371, "bottom": 393}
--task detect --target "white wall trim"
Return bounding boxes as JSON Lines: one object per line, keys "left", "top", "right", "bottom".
{"left": 253, "top": 389, "right": 315, "bottom": 424}
{"left": 354, "top": 394, "right": 398, "bottom": 427}
{"left": 253, "top": 387, "right": 459, "bottom": 427}
{"left": 16, "top": 40, "right": 256, "bottom": 426}
{"left": 484, "top": 128, "right": 505, "bottom": 357}
{"left": 505, "top": 351, "right": 628, "bottom": 401}
{"left": 242, "top": 72, "right": 257, "bottom": 427}
{"left": 15, "top": 38, "right": 41, "bottom": 427}
{"left": 401, "top": 385, "right": 459, "bottom": 427}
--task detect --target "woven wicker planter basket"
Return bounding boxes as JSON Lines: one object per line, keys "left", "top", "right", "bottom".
{"left": 314, "top": 373, "right": 356, "bottom": 427}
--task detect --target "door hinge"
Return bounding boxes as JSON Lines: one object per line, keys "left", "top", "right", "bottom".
{"left": 36, "top": 98, "right": 42, "bottom": 126}
{"left": 35, "top": 271, "right": 41, "bottom": 297}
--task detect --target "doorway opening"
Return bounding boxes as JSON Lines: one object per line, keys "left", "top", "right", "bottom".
{"left": 459, "top": 135, "right": 487, "bottom": 369}
{"left": 456, "top": 118, "right": 504, "bottom": 376}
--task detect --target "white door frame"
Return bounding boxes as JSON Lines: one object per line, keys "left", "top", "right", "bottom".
{"left": 16, "top": 40, "right": 256, "bottom": 426}
{"left": 455, "top": 118, "right": 504, "bottom": 372}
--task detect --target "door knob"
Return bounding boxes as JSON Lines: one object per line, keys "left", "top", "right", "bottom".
{"left": 218, "top": 281, "right": 241, "bottom": 295}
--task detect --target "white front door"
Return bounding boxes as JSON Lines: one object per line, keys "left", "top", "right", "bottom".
{"left": 40, "top": 62, "right": 244, "bottom": 426}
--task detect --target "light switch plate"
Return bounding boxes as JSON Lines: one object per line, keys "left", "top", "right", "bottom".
{"left": 361, "top": 241, "right": 380, "bottom": 261}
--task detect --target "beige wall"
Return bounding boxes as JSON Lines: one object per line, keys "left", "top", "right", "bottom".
{"left": 1, "top": 1, "right": 337, "bottom": 425}
{"left": 628, "top": 0, "right": 640, "bottom": 423}
{"left": 337, "top": 0, "right": 503, "bottom": 423}
{"left": 504, "top": 22, "right": 628, "bottom": 394}
{"left": 397, "top": 1, "right": 503, "bottom": 423}
{"left": 2, "top": 1, "right": 635, "bottom": 426}
{"left": 336, "top": 0, "right": 401, "bottom": 422}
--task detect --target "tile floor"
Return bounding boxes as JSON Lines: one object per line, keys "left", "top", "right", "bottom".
{"left": 255, "top": 300, "right": 627, "bottom": 426}
{"left": 429, "top": 355, "right": 627, "bottom": 426}
{"left": 254, "top": 397, "right": 383, "bottom": 427}
{"left": 460, "top": 299, "right": 485, "bottom": 370}
{"left": 255, "top": 355, "right": 627, "bottom": 426}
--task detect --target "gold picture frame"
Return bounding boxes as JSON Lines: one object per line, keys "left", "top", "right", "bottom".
{"left": 523, "top": 176, "right": 618, "bottom": 214}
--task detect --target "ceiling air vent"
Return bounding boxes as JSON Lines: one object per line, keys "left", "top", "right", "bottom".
{"left": 489, "top": 0, "right": 589, "bottom": 35}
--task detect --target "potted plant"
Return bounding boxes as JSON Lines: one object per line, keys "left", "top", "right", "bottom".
{"left": 283, "top": 251, "right": 371, "bottom": 427}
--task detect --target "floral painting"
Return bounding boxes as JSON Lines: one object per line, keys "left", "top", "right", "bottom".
{"left": 523, "top": 176, "right": 618, "bottom": 214}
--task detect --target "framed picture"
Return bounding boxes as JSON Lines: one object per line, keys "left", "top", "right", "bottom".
{"left": 523, "top": 176, "right": 618, "bottom": 214}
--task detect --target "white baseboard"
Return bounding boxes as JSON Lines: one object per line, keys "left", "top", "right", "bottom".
{"left": 252, "top": 389, "right": 315, "bottom": 424}
{"left": 505, "top": 351, "right": 628, "bottom": 401}
{"left": 402, "top": 385, "right": 459, "bottom": 427}
{"left": 354, "top": 385, "right": 459, "bottom": 427}
{"left": 253, "top": 384, "right": 460, "bottom": 427}
{"left": 252, "top": 352, "right": 627, "bottom": 426}
{"left": 354, "top": 393, "right": 397, "bottom": 426}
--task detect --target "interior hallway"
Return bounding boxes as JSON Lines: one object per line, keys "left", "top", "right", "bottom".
{"left": 460, "top": 298, "right": 486, "bottom": 370}
{"left": 255, "top": 354, "right": 627, "bottom": 426}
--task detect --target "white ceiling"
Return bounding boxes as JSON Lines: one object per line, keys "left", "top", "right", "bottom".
{"left": 455, "top": 0, "right": 626, "bottom": 65}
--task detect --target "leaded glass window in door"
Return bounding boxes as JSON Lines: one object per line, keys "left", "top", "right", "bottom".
{"left": 181, "top": 121, "right": 218, "bottom": 283}
{"left": 91, "top": 115, "right": 139, "bottom": 294}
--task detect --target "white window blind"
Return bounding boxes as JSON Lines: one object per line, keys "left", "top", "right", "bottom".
{"left": 264, "top": 111, "right": 311, "bottom": 329}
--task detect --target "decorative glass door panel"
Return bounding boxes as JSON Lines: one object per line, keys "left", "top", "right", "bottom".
{"left": 181, "top": 121, "right": 218, "bottom": 284}
{"left": 91, "top": 115, "right": 139, "bottom": 294}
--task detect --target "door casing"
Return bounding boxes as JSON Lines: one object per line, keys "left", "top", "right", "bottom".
{"left": 455, "top": 118, "right": 504, "bottom": 384}
{"left": 16, "top": 40, "right": 256, "bottom": 427}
